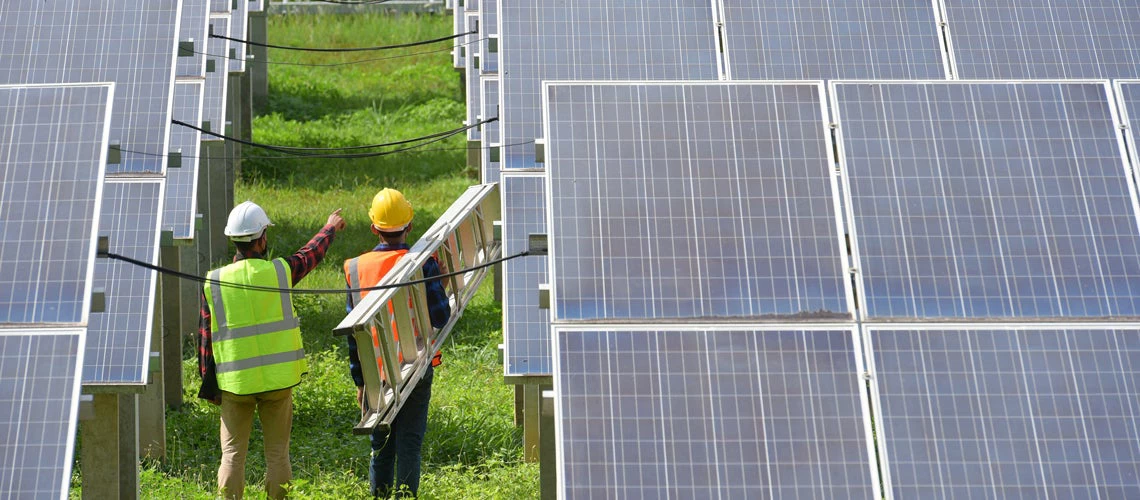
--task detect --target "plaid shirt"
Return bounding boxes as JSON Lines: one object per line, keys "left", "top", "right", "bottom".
{"left": 197, "top": 224, "right": 338, "bottom": 401}
{"left": 345, "top": 243, "right": 451, "bottom": 387}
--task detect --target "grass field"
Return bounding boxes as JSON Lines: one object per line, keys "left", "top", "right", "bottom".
{"left": 74, "top": 13, "right": 537, "bottom": 499}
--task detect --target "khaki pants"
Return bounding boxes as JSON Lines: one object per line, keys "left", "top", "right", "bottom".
{"left": 218, "top": 388, "right": 293, "bottom": 499}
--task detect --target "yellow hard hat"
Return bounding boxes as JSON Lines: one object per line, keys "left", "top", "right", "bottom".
{"left": 368, "top": 188, "right": 414, "bottom": 232}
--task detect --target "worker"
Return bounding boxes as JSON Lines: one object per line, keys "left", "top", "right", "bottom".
{"left": 345, "top": 188, "right": 450, "bottom": 498}
{"left": 198, "top": 201, "right": 346, "bottom": 500}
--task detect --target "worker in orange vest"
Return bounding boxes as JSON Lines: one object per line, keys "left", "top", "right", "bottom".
{"left": 345, "top": 188, "right": 450, "bottom": 498}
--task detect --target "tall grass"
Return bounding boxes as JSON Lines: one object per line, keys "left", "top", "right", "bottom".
{"left": 73, "top": 13, "right": 536, "bottom": 499}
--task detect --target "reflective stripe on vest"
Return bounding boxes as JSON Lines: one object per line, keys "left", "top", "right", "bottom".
{"left": 205, "top": 258, "right": 306, "bottom": 393}
{"left": 209, "top": 259, "right": 300, "bottom": 342}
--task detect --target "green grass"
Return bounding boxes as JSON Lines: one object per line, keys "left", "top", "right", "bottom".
{"left": 74, "top": 13, "right": 536, "bottom": 499}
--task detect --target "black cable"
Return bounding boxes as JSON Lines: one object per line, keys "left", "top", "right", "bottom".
{"left": 171, "top": 117, "right": 496, "bottom": 157}
{"left": 99, "top": 249, "right": 529, "bottom": 295}
{"left": 312, "top": 0, "right": 393, "bottom": 4}
{"left": 210, "top": 29, "right": 476, "bottom": 53}
{"left": 190, "top": 36, "right": 485, "bottom": 68}
{"left": 118, "top": 139, "right": 535, "bottom": 162}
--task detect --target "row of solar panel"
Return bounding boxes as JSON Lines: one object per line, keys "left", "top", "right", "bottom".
{"left": 554, "top": 324, "right": 1140, "bottom": 498}
{"left": 0, "top": 0, "right": 259, "bottom": 497}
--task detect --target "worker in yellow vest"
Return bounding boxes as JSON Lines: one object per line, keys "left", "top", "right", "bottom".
{"left": 198, "top": 200, "right": 346, "bottom": 499}
{"left": 345, "top": 188, "right": 450, "bottom": 498}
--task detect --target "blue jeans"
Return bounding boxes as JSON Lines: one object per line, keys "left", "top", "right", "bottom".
{"left": 370, "top": 365, "right": 433, "bottom": 498}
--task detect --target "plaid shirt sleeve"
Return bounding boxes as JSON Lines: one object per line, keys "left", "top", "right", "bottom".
{"left": 197, "top": 224, "right": 338, "bottom": 401}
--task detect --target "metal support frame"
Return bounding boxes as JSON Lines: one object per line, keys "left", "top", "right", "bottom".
{"left": 249, "top": 10, "right": 269, "bottom": 114}
{"left": 203, "top": 140, "right": 229, "bottom": 266}
{"left": 80, "top": 393, "right": 139, "bottom": 500}
{"left": 160, "top": 244, "right": 183, "bottom": 409}
{"left": 138, "top": 247, "right": 171, "bottom": 456}
{"left": 539, "top": 389, "right": 556, "bottom": 500}
{"left": 334, "top": 184, "right": 501, "bottom": 434}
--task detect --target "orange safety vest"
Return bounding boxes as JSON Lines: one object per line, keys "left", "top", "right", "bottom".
{"left": 344, "top": 250, "right": 442, "bottom": 369}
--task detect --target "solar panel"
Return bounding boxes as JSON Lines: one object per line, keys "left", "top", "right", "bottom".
{"left": 178, "top": 0, "right": 211, "bottom": 78}
{"left": 545, "top": 82, "right": 852, "bottom": 321}
{"left": 229, "top": 0, "right": 249, "bottom": 73}
{"left": 720, "top": 0, "right": 949, "bottom": 80}
{"left": 0, "top": 1, "right": 181, "bottom": 174}
{"left": 868, "top": 325, "right": 1140, "bottom": 499}
{"left": 554, "top": 326, "right": 877, "bottom": 498}
{"left": 166, "top": 80, "right": 205, "bottom": 239}
{"left": 203, "top": 15, "right": 231, "bottom": 139}
{"left": 210, "top": 0, "right": 231, "bottom": 13}
{"left": 0, "top": 330, "right": 85, "bottom": 500}
{"left": 1118, "top": 80, "right": 1140, "bottom": 186}
{"left": 480, "top": 0, "right": 498, "bottom": 75}
{"left": 832, "top": 81, "right": 1140, "bottom": 320}
{"left": 466, "top": 13, "right": 481, "bottom": 142}
{"left": 502, "top": 172, "right": 550, "bottom": 377}
{"left": 943, "top": 0, "right": 1140, "bottom": 79}
{"left": 86, "top": 180, "right": 164, "bottom": 386}
{"left": 453, "top": 1, "right": 465, "bottom": 69}
{"left": 250, "top": 0, "right": 264, "bottom": 13}
{"left": 0, "top": 83, "right": 113, "bottom": 325}
{"left": 481, "top": 76, "right": 500, "bottom": 183}
{"left": 500, "top": 0, "right": 720, "bottom": 170}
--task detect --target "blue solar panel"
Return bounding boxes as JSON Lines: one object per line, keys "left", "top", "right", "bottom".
{"left": 466, "top": 13, "right": 481, "bottom": 142}
{"left": 943, "top": 0, "right": 1140, "bottom": 79}
{"left": 834, "top": 81, "right": 1140, "bottom": 320}
{"left": 203, "top": 15, "right": 230, "bottom": 138}
{"left": 555, "top": 326, "right": 876, "bottom": 498}
{"left": 480, "top": 0, "right": 498, "bottom": 75}
{"left": 545, "top": 82, "right": 851, "bottom": 321}
{"left": 481, "top": 76, "right": 500, "bottom": 184}
{"left": 0, "top": 1, "right": 181, "bottom": 174}
{"left": 0, "top": 330, "right": 84, "bottom": 500}
{"left": 500, "top": 0, "right": 720, "bottom": 170}
{"left": 720, "top": 0, "right": 948, "bottom": 80}
{"left": 178, "top": 0, "right": 210, "bottom": 78}
{"left": 229, "top": 0, "right": 248, "bottom": 73}
{"left": 166, "top": 80, "right": 204, "bottom": 239}
{"left": 502, "top": 173, "right": 550, "bottom": 377}
{"left": 86, "top": 180, "right": 163, "bottom": 386}
{"left": 0, "top": 83, "right": 113, "bottom": 325}
{"left": 1118, "top": 81, "right": 1140, "bottom": 187}
{"left": 869, "top": 325, "right": 1140, "bottom": 499}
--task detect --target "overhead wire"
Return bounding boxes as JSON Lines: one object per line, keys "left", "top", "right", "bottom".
{"left": 189, "top": 36, "right": 485, "bottom": 68}
{"left": 118, "top": 140, "right": 535, "bottom": 162}
{"left": 210, "top": 29, "right": 476, "bottom": 53}
{"left": 99, "top": 249, "right": 530, "bottom": 295}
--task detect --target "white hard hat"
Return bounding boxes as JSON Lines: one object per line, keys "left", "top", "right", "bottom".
{"left": 224, "top": 201, "right": 274, "bottom": 242}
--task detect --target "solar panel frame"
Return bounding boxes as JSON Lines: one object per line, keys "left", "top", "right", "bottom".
{"left": 0, "top": 82, "right": 114, "bottom": 326}
{"left": 831, "top": 79, "right": 1140, "bottom": 321}
{"left": 940, "top": 0, "right": 1140, "bottom": 80}
{"left": 0, "top": 1, "right": 182, "bottom": 175}
{"left": 717, "top": 0, "right": 951, "bottom": 81}
{"left": 501, "top": 171, "right": 551, "bottom": 377}
{"left": 203, "top": 14, "right": 231, "bottom": 141}
{"left": 542, "top": 80, "right": 855, "bottom": 322}
{"left": 481, "top": 75, "right": 500, "bottom": 183}
{"left": 0, "top": 328, "right": 85, "bottom": 500}
{"left": 166, "top": 79, "right": 205, "bottom": 240}
{"left": 552, "top": 323, "right": 880, "bottom": 499}
{"left": 499, "top": 0, "right": 722, "bottom": 171}
{"left": 229, "top": 0, "right": 249, "bottom": 73}
{"left": 177, "top": 0, "right": 211, "bottom": 78}
{"left": 85, "top": 179, "right": 165, "bottom": 387}
{"left": 865, "top": 323, "right": 1140, "bottom": 499}
{"left": 466, "top": 12, "right": 481, "bottom": 142}
{"left": 1115, "top": 80, "right": 1140, "bottom": 191}
{"left": 480, "top": 0, "right": 498, "bottom": 75}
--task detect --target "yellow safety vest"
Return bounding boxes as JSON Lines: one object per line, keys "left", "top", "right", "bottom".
{"left": 204, "top": 258, "right": 306, "bottom": 395}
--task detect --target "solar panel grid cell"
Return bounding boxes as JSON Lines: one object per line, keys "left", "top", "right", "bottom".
{"left": 0, "top": 331, "right": 84, "bottom": 500}
{"left": 545, "top": 82, "right": 852, "bottom": 321}
{"left": 466, "top": 13, "right": 481, "bottom": 142}
{"left": 165, "top": 80, "right": 204, "bottom": 240}
{"left": 502, "top": 173, "right": 551, "bottom": 377}
{"left": 203, "top": 15, "right": 230, "bottom": 140}
{"left": 481, "top": 76, "right": 500, "bottom": 183}
{"left": 869, "top": 325, "right": 1140, "bottom": 499}
{"left": 555, "top": 326, "right": 876, "bottom": 499}
{"left": 480, "top": 0, "right": 498, "bottom": 75}
{"left": 501, "top": 0, "right": 720, "bottom": 170}
{"left": 85, "top": 180, "right": 163, "bottom": 386}
{"left": 177, "top": 0, "right": 211, "bottom": 78}
{"left": 720, "top": 0, "right": 949, "bottom": 80}
{"left": 834, "top": 81, "right": 1140, "bottom": 320}
{"left": 229, "top": 0, "right": 248, "bottom": 73}
{"left": 0, "top": 83, "right": 113, "bottom": 325}
{"left": 0, "top": 1, "right": 181, "bottom": 174}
